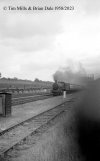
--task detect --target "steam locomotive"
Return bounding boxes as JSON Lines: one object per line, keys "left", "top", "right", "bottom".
{"left": 52, "top": 81, "right": 82, "bottom": 96}
{"left": 52, "top": 81, "right": 70, "bottom": 96}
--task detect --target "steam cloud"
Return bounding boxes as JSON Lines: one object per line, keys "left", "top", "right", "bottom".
{"left": 53, "top": 61, "right": 90, "bottom": 85}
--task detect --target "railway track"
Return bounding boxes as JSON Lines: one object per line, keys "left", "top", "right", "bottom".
{"left": 12, "top": 92, "right": 51, "bottom": 98}
{"left": 0, "top": 97, "right": 75, "bottom": 159}
{"left": 12, "top": 94, "right": 53, "bottom": 106}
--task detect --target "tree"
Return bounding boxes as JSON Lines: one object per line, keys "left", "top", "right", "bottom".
{"left": 34, "top": 78, "right": 40, "bottom": 82}
{"left": 13, "top": 77, "right": 18, "bottom": 80}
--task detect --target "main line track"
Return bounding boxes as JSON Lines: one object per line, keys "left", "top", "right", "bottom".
{"left": 0, "top": 97, "right": 75, "bottom": 159}
{"left": 12, "top": 94, "right": 53, "bottom": 106}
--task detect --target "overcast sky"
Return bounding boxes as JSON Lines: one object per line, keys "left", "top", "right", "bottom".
{"left": 0, "top": 0, "right": 100, "bottom": 81}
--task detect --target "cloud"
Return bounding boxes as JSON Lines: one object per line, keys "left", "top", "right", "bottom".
{"left": 1, "top": 35, "right": 55, "bottom": 52}
{"left": 0, "top": 13, "right": 62, "bottom": 39}
{"left": 84, "top": 0, "right": 100, "bottom": 15}
{"left": 0, "top": 11, "right": 62, "bottom": 52}
{"left": 0, "top": 0, "right": 100, "bottom": 81}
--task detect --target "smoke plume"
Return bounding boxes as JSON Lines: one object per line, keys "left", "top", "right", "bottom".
{"left": 53, "top": 61, "right": 90, "bottom": 85}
